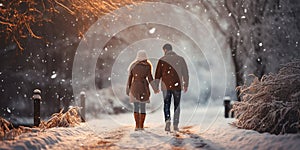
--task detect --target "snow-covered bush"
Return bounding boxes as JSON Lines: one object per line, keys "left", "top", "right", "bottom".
{"left": 39, "top": 106, "right": 81, "bottom": 129}
{"left": 0, "top": 107, "right": 81, "bottom": 140}
{"left": 0, "top": 119, "right": 40, "bottom": 140}
{"left": 232, "top": 61, "right": 300, "bottom": 134}
{"left": 0, "top": 117, "right": 20, "bottom": 140}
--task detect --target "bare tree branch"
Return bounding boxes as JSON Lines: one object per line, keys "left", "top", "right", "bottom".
{"left": 0, "top": 0, "right": 145, "bottom": 51}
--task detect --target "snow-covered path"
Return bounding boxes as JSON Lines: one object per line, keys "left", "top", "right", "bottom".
{"left": 84, "top": 124, "right": 220, "bottom": 149}
{"left": 80, "top": 105, "right": 225, "bottom": 149}
{"left": 1, "top": 106, "right": 300, "bottom": 149}
{"left": 70, "top": 125, "right": 219, "bottom": 149}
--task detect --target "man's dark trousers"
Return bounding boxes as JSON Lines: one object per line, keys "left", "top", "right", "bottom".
{"left": 163, "top": 90, "right": 181, "bottom": 126}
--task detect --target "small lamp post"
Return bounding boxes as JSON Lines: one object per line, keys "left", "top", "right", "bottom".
{"left": 32, "top": 89, "right": 41, "bottom": 127}
{"left": 80, "top": 91, "right": 86, "bottom": 122}
{"left": 223, "top": 96, "right": 231, "bottom": 118}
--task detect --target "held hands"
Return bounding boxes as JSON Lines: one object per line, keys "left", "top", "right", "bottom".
{"left": 154, "top": 89, "right": 160, "bottom": 94}
{"left": 183, "top": 87, "right": 188, "bottom": 93}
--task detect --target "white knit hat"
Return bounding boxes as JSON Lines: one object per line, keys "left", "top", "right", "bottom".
{"left": 135, "top": 50, "right": 147, "bottom": 61}
{"left": 128, "top": 50, "right": 149, "bottom": 71}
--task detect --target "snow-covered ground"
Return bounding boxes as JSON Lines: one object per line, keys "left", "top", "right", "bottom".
{"left": 1, "top": 105, "right": 300, "bottom": 149}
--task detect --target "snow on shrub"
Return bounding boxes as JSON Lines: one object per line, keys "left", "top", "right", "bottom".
{"left": 232, "top": 61, "right": 300, "bottom": 134}
{"left": 1, "top": 107, "right": 81, "bottom": 140}
{"left": 0, "top": 117, "right": 41, "bottom": 140}
{"left": 0, "top": 117, "right": 20, "bottom": 140}
{"left": 39, "top": 106, "right": 81, "bottom": 129}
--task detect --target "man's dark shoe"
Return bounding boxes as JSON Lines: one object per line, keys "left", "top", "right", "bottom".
{"left": 165, "top": 121, "right": 171, "bottom": 131}
{"left": 174, "top": 124, "right": 179, "bottom": 131}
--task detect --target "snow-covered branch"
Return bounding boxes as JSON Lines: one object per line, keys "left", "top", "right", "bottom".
{"left": 0, "top": 0, "right": 144, "bottom": 51}
{"left": 232, "top": 61, "right": 300, "bottom": 134}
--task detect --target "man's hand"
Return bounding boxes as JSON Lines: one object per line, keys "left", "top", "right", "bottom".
{"left": 154, "top": 89, "right": 160, "bottom": 94}
{"left": 183, "top": 87, "right": 188, "bottom": 93}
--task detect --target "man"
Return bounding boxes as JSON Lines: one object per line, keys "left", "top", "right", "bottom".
{"left": 155, "top": 43, "right": 189, "bottom": 131}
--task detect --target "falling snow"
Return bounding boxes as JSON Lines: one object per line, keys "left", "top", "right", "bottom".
{"left": 6, "top": 107, "right": 11, "bottom": 113}
{"left": 0, "top": 2, "right": 299, "bottom": 149}
{"left": 51, "top": 73, "right": 57, "bottom": 79}
{"left": 149, "top": 27, "right": 156, "bottom": 34}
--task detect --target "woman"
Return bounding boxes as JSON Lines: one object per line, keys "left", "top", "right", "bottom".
{"left": 126, "top": 50, "right": 158, "bottom": 131}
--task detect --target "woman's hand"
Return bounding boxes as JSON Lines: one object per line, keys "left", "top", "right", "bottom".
{"left": 126, "top": 87, "right": 130, "bottom": 96}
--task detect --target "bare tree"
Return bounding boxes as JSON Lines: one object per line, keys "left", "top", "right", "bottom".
{"left": 0, "top": 0, "right": 146, "bottom": 120}
{"left": 203, "top": 0, "right": 300, "bottom": 100}
{"left": 0, "top": 0, "right": 144, "bottom": 51}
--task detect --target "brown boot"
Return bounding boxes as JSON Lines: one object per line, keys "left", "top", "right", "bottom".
{"left": 140, "top": 113, "right": 146, "bottom": 130}
{"left": 134, "top": 112, "right": 140, "bottom": 131}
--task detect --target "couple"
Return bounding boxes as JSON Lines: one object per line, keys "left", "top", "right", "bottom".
{"left": 126, "top": 43, "right": 189, "bottom": 132}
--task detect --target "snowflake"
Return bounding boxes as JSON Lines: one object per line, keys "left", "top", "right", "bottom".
{"left": 7, "top": 107, "right": 11, "bottom": 113}
{"left": 51, "top": 73, "right": 57, "bottom": 79}
{"left": 149, "top": 28, "right": 156, "bottom": 34}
